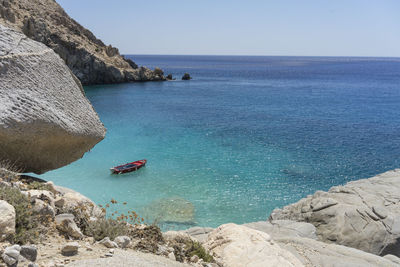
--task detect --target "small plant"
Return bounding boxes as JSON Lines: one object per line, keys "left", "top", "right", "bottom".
{"left": 185, "top": 240, "right": 214, "bottom": 263}
{"left": 167, "top": 236, "right": 214, "bottom": 263}
{"left": 0, "top": 187, "right": 40, "bottom": 244}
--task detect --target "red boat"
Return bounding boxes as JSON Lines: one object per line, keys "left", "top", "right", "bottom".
{"left": 110, "top": 159, "right": 147, "bottom": 174}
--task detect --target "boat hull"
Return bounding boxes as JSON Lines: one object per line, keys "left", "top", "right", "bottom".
{"left": 110, "top": 159, "right": 147, "bottom": 174}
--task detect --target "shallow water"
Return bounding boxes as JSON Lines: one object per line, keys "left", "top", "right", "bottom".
{"left": 41, "top": 55, "right": 400, "bottom": 229}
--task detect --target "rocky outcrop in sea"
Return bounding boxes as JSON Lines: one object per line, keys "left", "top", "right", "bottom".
{"left": 0, "top": 24, "right": 106, "bottom": 174}
{"left": 0, "top": 0, "right": 165, "bottom": 85}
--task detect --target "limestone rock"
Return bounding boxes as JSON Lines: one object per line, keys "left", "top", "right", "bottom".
{"left": 270, "top": 169, "right": 400, "bottom": 256}
{"left": 55, "top": 214, "right": 83, "bottom": 239}
{"left": 0, "top": 200, "right": 15, "bottom": 241}
{"left": 32, "top": 199, "right": 56, "bottom": 218}
{"left": 114, "top": 236, "right": 131, "bottom": 248}
{"left": 99, "top": 237, "right": 118, "bottom": 248}
{"left": 27, "top": 190, "right": 55, "bottom": 208}
{"left": 0, "top": 0, "right": 165, "bottom": 85}
{"left": 61, "top": 242, "right": 79, "bottom": 256}
{"left": 2, "top": 245, "right": 21, "bottom": 266}
{"left": 0, "top": 24, "right": 106, "bottom": 174}
{"left": 203, "top": 223, "right": 303, "bottom": 267}
{"left": 243, "top": 220, "right": 317, "bottom": 240}
{"left": 276, "top": 236, "right": 398, "bottom": 267}
{"left": 55, "top": 186, "right": 103, "bottom": 219}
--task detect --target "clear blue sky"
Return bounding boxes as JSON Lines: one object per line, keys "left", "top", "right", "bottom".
{"left": 57, "top": 0, "right": 400, "bottom": 57}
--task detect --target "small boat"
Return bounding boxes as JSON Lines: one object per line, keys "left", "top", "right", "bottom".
{"left": 110, "top": 159, "right": 147, "bottom": 174}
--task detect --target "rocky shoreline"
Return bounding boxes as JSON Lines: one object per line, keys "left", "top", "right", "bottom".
{"left": 1, "top": 168, "right": 400, "bottom": 266}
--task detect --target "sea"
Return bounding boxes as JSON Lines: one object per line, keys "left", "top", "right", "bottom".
{"left": 40, "top": 55, "right": 400, "bottom": 230}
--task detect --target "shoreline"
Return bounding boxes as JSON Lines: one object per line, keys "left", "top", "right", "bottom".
{"left": 2, "top": 168, "right": 399, "bottom": 266}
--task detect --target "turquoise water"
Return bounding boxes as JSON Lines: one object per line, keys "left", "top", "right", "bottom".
{"left": 41, "top": 56, "right": 400, "bottom": 229}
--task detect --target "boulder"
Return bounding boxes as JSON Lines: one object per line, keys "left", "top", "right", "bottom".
{"left": 203, "top": 223, "right": 303, "bottom": 267}
{"left": 182, "top": 73, "right": 191, "bottom": 80}
{"left": 0, "top": 200, "right": 15, "bottom": 241}
{"left": 61, "top": 242, "right": 79, "bottom": 256}
{"left": 55, "top": 214, "right": 83, "bottom": 239}
{"left": 0, "top": 24, "right": 106, "bottom": 174}
{"left": 270, "top": 169, "right": 400, "bottom": 256}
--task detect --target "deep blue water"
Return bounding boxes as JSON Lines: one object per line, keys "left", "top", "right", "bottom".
{"left": 41, "top": 55, "right": 400, "bottom": 229}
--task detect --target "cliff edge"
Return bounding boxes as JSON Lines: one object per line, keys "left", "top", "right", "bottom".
{"left": 0, "top": 0, "right": 165, "bottom": 85}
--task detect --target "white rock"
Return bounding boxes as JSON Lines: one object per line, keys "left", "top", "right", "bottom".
{"left": 2, "top": 245, "right": 21, "bottom": 266}
{"left": 27, "top": 190, "right": 55, "bottom": 208}
{"left": 167, "top": 252, "right": 176, "bottom": 261}
{"left": 114, "top": 236, "right": 131, "bottom": 248}
{"left": 55, "top": 187, "right": 103, "bottom": 219}
{"left": 99, "top": 237, "right": 118, "bottom": 248}
{"left": 32, "top": 199, "right": 55, "bottom": 218}
{"left": 0, "top": 24, "right": 106, "bottom": 174}
{"left": 0, "top": 200, "right": 15, "bottom": 241}
{"left": 204, "top": 223, "right": 303, "bottom": 267}
{"left": 55, "top": 214, "right": 83, "bottom": 239}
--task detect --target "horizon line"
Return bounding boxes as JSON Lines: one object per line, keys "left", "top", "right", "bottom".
{"left": 122, "top": 54, "right": 400, "bottom": 59}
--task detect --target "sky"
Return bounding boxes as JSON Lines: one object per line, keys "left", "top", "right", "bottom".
{"left": 56, "top": 0, "right": 400, "bottom": 57}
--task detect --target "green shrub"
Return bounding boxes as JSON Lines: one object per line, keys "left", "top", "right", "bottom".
{"left": 185, "top": 240, "right": 214, "bottom": 263}
{"left": 0, "top": 187, "right": 39, "bottom": 244}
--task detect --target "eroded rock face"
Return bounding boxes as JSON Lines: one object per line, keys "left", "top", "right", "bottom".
{"left": 0, "top": 0, "right": 165, "bottom": 85}
{"left": 203, "top": 223, "right": 304, "bottom": 267}
{"left": 270, "top": 169, "right": 400, "bottom": 256}
{"left": 0, "top": 25, "right": 106, "bottom": 174}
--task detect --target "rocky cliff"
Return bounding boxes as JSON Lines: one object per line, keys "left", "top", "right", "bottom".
{"left": 0, "top": 24, "right": 106, "bottom": 174}
{"left": 0, "top": 0, "right": 165, "bottom": 85}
